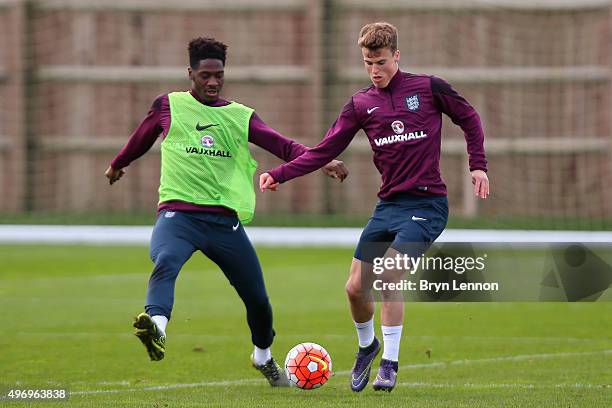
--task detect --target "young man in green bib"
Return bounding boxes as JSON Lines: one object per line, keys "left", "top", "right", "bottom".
{"left": 105, "top": 37, "right": 347, "bottom": 386}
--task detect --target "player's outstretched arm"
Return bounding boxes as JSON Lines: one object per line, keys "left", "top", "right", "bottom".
{"left": 106, "top": 95, "right": 165, "bottom": 186}
{"left": 248, "top": 113, "right": 349, "bottom": 183}
{"left": 471, "top": 169, "right": 489, "bottom": 199}
{"left": 105, "top": 166, "right": 125, "bottom": 185}
{"left": 260, "top": 161, "right": 346, "bottom": 192}
{"left": 261, "top": 99, "right": 360, "bottom": 189}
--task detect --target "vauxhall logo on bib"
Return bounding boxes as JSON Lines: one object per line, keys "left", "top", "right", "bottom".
{"left": 373, "top": 120, "right": 428, "bottom": 147}
{"left": 184, "top": 126, "right": 232, "bottom": 157}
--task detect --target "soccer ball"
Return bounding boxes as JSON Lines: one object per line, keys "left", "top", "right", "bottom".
{"left": 284, "top": 342, "right": 332, "bottom": 390}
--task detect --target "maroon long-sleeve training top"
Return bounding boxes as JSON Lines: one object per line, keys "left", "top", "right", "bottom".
{"left": 267, "top": 70, "right": 487, "bottom": 199}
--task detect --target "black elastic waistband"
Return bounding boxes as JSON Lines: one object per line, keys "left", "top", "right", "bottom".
{"left": 385, "top": 192, "right": 447, "bottom": 203}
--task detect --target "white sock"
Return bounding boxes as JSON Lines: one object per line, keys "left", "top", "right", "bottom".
{"left": 151, "top": 315, "right": 168, "bottom": 336}
{"left": 381, "top": 325, "right": 403, "bottom": 362}
{"left": 354, "top": 317, "right": 375, "bottom": 348}
{"left": 253, "top": 346, "right": 272, "bottom": 366}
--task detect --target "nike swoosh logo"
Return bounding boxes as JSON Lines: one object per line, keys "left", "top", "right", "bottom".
{"left": 196, "top": 123, "right": 219, "bottom": 131}
{"left": 309, "top": 355, "right": 328, "bottom": 372}
{"left": 411, "top": 216, "right": 427, "bottom": 221}
{"left": 351, "top": 360, "right": 374, "bottom": 386}
{"left": 232, "top": 222, "right": 240, "bottom": 231}
{"left": 367, "top": 107, "right": 380, "bottom": 114}
{"left": 375, "top": 374, "right": 392, "bottom": 385}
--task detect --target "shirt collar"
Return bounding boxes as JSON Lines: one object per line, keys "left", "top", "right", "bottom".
{"left": 388, "top": 69, "right": 402, "bottom": 89}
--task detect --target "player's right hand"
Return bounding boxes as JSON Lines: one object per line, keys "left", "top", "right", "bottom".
{"left": 259, "top": 173, "right": 279, "bottom": 192}
{"left": 105, "top": 166, "right": 125, "bottom": 185}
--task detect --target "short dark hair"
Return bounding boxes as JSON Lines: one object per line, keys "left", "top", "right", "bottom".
{"left": 357, "top": 22, "right": 398, "bottom": 53}
{"left": 188, "top": 37, "right": 228, "bottom": 68}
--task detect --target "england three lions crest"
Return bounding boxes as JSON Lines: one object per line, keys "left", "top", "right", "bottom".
{"left": 406, "top": 94, "right": 420, "bottom": 111}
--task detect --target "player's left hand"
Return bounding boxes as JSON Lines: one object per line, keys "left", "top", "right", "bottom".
{"left": 471, "top": 169, "right": 489, "bottom": 199}
{"left": 321, "top": 159, "right": 348, "bottom": 182}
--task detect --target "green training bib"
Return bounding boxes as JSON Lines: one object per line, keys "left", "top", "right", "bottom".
{"left": 159, "top": 91, "right": 257, "bottom": 223}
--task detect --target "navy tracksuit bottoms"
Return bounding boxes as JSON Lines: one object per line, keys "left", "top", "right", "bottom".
{"left": 145, "top": 210, "right": 274, "bottom": 348}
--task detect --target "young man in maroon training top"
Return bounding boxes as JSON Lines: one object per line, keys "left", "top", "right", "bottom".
{"left": 260, "top": 22, "right": 489, "bottom": 392}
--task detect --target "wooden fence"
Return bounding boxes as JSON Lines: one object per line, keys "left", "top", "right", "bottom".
{"left": 1, "top": 0, "right": 610, "bottom": 218}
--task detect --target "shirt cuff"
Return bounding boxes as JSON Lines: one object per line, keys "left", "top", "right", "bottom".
{"left": 267, "top": 167, "right": 286, "bottom": 184}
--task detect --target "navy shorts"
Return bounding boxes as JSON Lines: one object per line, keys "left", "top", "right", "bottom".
{"left": 354, "top": 194, "right": 449, "bottom": 263}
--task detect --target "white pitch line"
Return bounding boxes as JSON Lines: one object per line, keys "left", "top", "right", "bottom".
{"left": 70, "top": 349, "right": 611, "bottom": 396}
{"left": 71, "top": 379, "right": 263, "bottom": 395}
{"left": 3, "top": 225, "right": 612, "bottom": 245}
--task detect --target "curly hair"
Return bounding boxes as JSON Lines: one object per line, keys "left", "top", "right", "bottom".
{"left": 357, "top": 22, "right": 398, "bottom": 52}
{"left": 188, "top": 37, "right": 228, "bottom": 68}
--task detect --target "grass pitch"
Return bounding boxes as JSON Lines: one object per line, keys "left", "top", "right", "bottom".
{"left": 1, "top": 245, "right": 610, "bottom": 407}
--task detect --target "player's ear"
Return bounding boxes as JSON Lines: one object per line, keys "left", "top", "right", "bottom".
{"left": 187, "top": 66, "right": 193, "bottom": 80}
{"left": 394, "top": 49, "right": 400, "bottom": 64}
